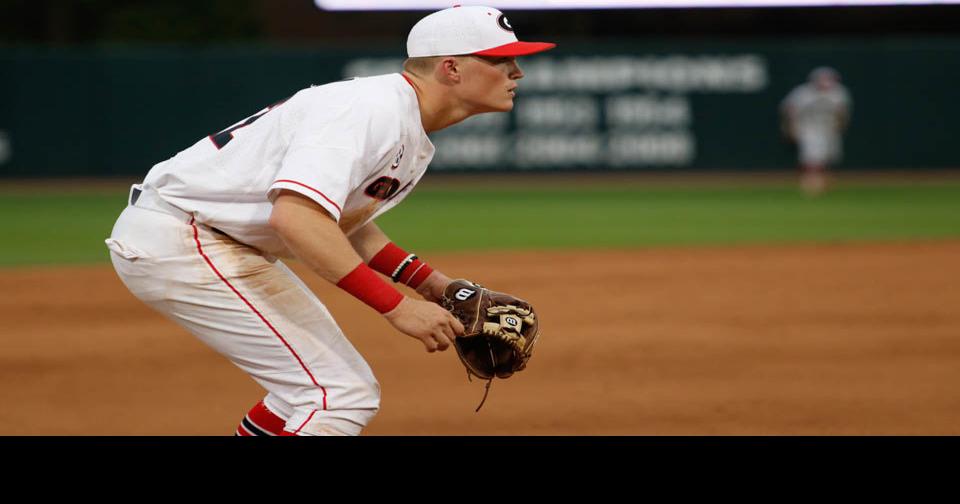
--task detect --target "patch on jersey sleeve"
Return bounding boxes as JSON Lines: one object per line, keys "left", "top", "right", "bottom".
{"left": 364, "top": 176, "right": 401, "bottom": 200}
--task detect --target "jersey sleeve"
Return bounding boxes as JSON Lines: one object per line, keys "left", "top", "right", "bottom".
{"left": 268, "top": 90, "right": 398, "bottom": 221}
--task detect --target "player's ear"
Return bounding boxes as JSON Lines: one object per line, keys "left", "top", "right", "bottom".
{"left": 437, "top": 56, "right": 463, "bottom": 84}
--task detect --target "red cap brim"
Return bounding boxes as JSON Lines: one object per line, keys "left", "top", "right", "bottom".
{"left": 472, "top": 41, "right": 557, "bottom": 57}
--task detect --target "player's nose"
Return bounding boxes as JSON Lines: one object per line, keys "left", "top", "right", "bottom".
{"left": 510, "top": 59, "right": 524, "bottom": 80}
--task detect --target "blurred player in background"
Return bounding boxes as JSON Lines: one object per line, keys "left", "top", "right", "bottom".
{"left": 780, "top": 67, "right": 852, "bottom": 196}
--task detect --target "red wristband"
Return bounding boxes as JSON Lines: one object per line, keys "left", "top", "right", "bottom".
{"left": 336, "top": 263, "right": 404, "bottom": 314}
{"left": 369, "top": 242, "right": 434, "bottom": 290}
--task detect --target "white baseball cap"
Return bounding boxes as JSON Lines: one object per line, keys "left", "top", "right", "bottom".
{"left": 406, "top": 5, "right": 556, "bottom": 58}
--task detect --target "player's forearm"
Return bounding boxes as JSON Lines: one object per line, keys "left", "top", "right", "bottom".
{"left": 348, "top": 221, "right": 392, "bottom": 263}
{"left": 269, "top": 192, "right": 367, "bottom": 284}
{"left": 310, "top": 217, "right": 455, "bottom": 303}
{"left": 270, "top": 203, "right": 452, "bottom": 301}
{"left": 415, "top": 270, "right": 453, "bottom": 302}
{"left": 355, "top": 222, "right": 453, "bottom": 302}
{"left": 270, "top": 193, "right": 411, "bottom": 315}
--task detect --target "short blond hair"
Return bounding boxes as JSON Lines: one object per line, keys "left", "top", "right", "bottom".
{"left": 402, "top": 56, "right": 444, "bottom": 76}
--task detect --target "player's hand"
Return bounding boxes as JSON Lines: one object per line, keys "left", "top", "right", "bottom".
{"left": 383, "top": 297, "right": 465, "bottom": 353}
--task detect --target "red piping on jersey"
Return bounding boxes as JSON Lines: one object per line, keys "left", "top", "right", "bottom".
{"left": 237, "top": 424, "right": 254, "bottom": 436}
{"left": 273, "top": 179, "right": 342, "bottom": 215}
{"left": 401, "top": 73, "right": 416, "bottom": 90}
{"left": 190, "top": 218, "right": 328, "bottom": 411}
{"left": 293, "top": 410, "right": 318, "bottom": 435}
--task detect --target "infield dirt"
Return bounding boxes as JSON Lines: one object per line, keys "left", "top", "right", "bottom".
{"left": 3, "top": 240, "right": 959, "bottom": 435}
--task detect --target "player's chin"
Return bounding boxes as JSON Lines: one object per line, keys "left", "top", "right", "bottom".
{"left": 475, "top": 97, "right": 514, "bottom": 114}
{"left": 494, "top": 97, "right": 515, "bottom": 112}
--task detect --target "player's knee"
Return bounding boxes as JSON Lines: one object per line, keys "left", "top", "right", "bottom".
{"left": 290, "top": 379, "right": 380, "bottom": 436}
{"left": 345, "top": 378, "right": 382, "bottom": 430}
{"left": 289, "top": 405, "right": 379, "bottom": 436}
{"left": 355, "top": 377, "right": 382, "bottom": 417}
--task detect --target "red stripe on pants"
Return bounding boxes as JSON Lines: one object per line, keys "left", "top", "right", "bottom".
{"left": 190, "top": 219, "right": 328, "bottom": 412}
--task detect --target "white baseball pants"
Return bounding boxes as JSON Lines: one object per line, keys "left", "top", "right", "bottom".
{"left": 105, "top": 186, "right": 380, "bottom": 435}
{"left": 796, "top": 127, "right": 842, "bottom": 167}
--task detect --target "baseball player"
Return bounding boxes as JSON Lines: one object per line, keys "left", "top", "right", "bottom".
{"left": 104, "top": 6, "right": 555, "bottom": 436}
{"left": 780, "top": 67, "right": 852, "bottom": 196}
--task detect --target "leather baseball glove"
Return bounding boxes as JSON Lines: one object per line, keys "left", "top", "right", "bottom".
{"left": 440, "top": 279, "right": 540, "bottom": 410}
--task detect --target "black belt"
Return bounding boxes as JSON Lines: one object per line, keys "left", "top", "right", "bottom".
{"left": 130, "top": 186, "right": 143, "bottom": 206}
{"left": 129, "top": 184, "right": 229, "bottom": 236}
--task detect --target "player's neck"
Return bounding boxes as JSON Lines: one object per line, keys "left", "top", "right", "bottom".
{"left": 402, "top": 71, "right": 474, "bottom": 134}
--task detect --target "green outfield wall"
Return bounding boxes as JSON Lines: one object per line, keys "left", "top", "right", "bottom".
{"left": 1, "top": 37, "right": 957, "bottom": 177}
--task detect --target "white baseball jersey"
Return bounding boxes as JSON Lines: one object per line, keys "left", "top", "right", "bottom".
{"left": 781, "top": 83, "right": 852, "bottom": 132}
{"left": 141, "top": 73, "right": 435, "bottom": 257}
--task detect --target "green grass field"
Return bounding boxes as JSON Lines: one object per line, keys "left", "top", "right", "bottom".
{"left": 3, "top": 181, "right": 960, "bottom": 267}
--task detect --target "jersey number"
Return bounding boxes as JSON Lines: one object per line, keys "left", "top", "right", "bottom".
{"left": 208, "top": 97, "right": 288, "bottom": 149}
